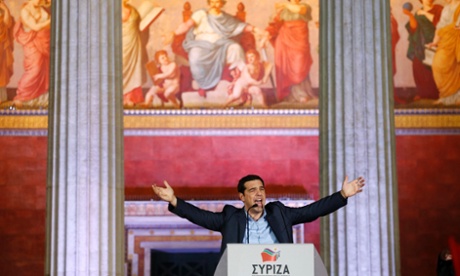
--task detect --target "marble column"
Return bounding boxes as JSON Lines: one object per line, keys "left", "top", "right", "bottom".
{"left": 45, "top": 1, "right": 125, "bottom": 275}
{"left": 319, "top": 0, "right": 400, "bottom": 275}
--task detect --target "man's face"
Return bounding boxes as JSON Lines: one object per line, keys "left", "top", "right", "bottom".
{"left": 239, "top": 179, "right": 266, "bottom": 212}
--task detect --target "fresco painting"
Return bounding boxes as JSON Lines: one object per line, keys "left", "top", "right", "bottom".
{"left": 0, "top": 0, "right": 51, "bottom": 109}
{"left": 392, "top": 0, "right": 460, "bottom": 107}
{"left": 121, "top": 0, "right": 321, "bottom": 109}
{"left": 0, "top": 0, "right": 459, "bottom": 110}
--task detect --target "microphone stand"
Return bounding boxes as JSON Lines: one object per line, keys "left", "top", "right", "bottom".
{"left": 246, "top": 204, "right": 258, "bottom": 244}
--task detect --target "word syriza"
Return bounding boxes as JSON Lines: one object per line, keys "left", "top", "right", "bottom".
{"left": 251, "top": 264, "right": 290, "bottom": 275}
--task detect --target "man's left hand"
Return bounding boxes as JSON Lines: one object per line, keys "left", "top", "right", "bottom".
{"left": 341, "top": 176, "right": 365, "bottom": 198}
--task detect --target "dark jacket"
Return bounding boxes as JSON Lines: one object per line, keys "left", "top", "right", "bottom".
{"left": 169, "top": 191, "right": 347, "bottom": 254}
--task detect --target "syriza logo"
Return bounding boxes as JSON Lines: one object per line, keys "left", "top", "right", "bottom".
{"left": 261, "top": 248, "right": 281, "bottom": 262}
{"left": 251, "top": 248, "right": 291, "bottom": 275}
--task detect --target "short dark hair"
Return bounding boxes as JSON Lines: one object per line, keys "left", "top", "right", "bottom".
{"left": 237, "top": 174, "right": 265, "bottom": 194}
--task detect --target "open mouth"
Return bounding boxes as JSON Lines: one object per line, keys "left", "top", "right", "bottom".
{"left": 254, "top": 199, "right": 262, "bottom": 206}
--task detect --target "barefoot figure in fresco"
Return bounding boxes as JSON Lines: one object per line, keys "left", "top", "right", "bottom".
{"left": 225, "top": 49, "right": 272, "bottom": 108}
{"left": 14, "top": 0, "right": 51, "bottom": 107}
{"left": 143, "top": 50, "right": 181, "bottom": 108}
{"left": 266, "top": 0, "right": 315, "bottom": 103}
{"left": 166, "top": 0, "right": 266, "bottom": 98}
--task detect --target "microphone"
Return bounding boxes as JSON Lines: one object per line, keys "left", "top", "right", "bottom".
{"left": 246, "top": 203, "right": 258, "bottom": 244}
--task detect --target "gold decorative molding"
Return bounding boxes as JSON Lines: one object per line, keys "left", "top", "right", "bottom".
{"left": 394, "top": 114, "right": 460, "bottom": 128}
{"left": 0, "top": 115, "right": 48, "bottom": 129}
{"left": 123, "top": 115, "right": 318, "bottom": 129}
{"left": 1, "top": 111, "right": 460, "bottom": 130}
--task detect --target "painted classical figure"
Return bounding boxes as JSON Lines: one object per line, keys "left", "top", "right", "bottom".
{"left": 14, "top": 0, "right": 51, "bottom": 107}
{"left": 267, "top": 0, "right": 315, "bottom": 103}
{"left": 428, "top": 0, "right": 460, "bottom": 106}
{"left": 402, "top": 0, "right": 443, "bottom": 101}
{"left": 143, "top": 50, "right": 181, "bottom": 108}
{"left": 122, "top": 0, "right": 147, "bottom": 107}
{"left": 0, "top": 0, "right": 14, "bottom": 104}
{"left": 225, "top": 49, "right": 271, "bottom": 107}
{"left": 167, "top": 0, "right": 263, "bottom": 97}
{"left": 391, "top": 9, "right": 405, "bottom": 104}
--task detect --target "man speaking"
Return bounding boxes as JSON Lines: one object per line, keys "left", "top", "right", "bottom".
{"left": 152, "top": 174, "right": 365, "bottom": 255}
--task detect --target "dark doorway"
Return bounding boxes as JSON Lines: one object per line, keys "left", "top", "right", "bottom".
{"left": 151, "top": 249, "right": 220, "bottom": 276}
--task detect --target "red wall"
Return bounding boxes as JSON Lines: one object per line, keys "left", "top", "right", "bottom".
{"left": 0, "top": 137, "right": 47, "bottom": 276}
{"left": 396, "top": 136, "right": 460, "bottom": 275}
{"left": 1, "top": 135, "right": 459, "bottom": 275}
{"left": 124, "top": 136, "right": 319, "bottom": 199}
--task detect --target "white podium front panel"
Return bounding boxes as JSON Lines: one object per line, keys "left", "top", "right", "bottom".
{"left": 215, "top": 244, "right": 328, "bottom": 276}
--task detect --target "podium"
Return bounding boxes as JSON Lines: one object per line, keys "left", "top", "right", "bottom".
{"left": 214, "top": 244, "right": 328, "bottom": 276}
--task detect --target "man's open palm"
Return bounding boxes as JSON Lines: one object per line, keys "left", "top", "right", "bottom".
{"left": 152, "top": 181, "right": 175, "bottom": 203}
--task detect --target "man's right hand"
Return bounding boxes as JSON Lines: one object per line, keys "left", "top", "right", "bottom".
{"left": 152, "top": 180, "right": 177, "bottom": 207}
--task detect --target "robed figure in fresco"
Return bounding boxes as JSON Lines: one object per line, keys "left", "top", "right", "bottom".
{"left": 267, "top": 0, "right": 315, "bottom": 103}
{"left": 122, "top": 0, "right": 147, "bottom": 107}
{"left": 403, "top": 0, "right": 443, "bottom": 102}
{"left": 0, "top": 1, "right": 14, "bottom": 104}
{"left": 430, "top": 0, "right": 460, "bottom": 106}
{"left": 13, "top": 0, "right": 51, "bottom": 107}
{"left": 168, "top": 0, "right": 263, "bottom": 98}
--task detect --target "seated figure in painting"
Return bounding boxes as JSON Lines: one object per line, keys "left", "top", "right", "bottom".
{"left": 167, "top": 0, "right": 265, "bottom": 98}
{"left": 143, "top": 50, "right": 181, "bottom": 108}
{"left": 224, "top": 49, "right": 272, "bottom": 108}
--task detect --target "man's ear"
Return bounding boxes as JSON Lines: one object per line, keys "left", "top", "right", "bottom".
{"left": 238, "top": 192, "right": 244, "bottom": 201}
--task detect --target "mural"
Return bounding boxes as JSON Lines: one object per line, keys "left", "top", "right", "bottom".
{"left": 122, "top": 0, "right": 321, "bottom": 109}
{"left": 0, "top": 0, "right": 459, "bottom": 110}
{"left": 0, "top": 0, "right": 51, "bottom": 109}
{"left": 391, "top": 0, "right": 460, "bottom": 108}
